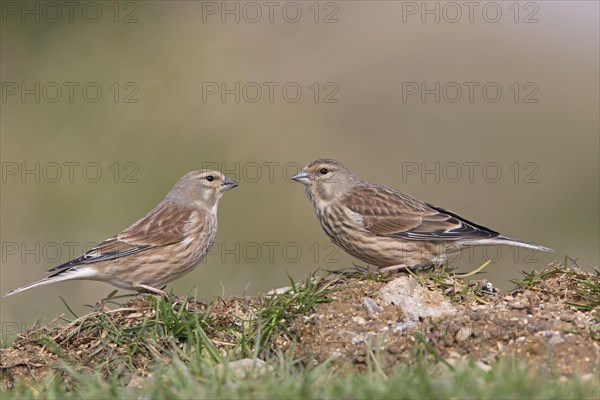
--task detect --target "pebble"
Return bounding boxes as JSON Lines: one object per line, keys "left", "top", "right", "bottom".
{"left": 363, "top": 297, "right": 384, "bottom": 314}
{"left": 351, "top": 335, "right": 366, "bottom": 345}
{"left": 475, "top": 361, "right": 492, "bottom": 372}
{"left": 265, "top": 287, "right": 293, "bottom": 296}
{"left": 394, "top": 321, "right": 417, "bottom": 332}
{"left": 352, "top": 316, "right": 367, "bottom": 326}
{"left": 216, "top": 358, "right": 271, "bottom": 378}
{"left": 549, "top": 335, "right": 565, "bottom": 346}
{"left": 126, "top": 374, "right": 147, "bottom": 389}
{"left": 509, "top": 302, "right": 526, "bottom": 310}
{"left": 560, "top": 314, "right": 576, "bottom": 322}
{"left": 581, "top": 373, "right": 594, "bottom": 382}
{"left": 330, "top": 350, "right": 342, "bottom": 359}
{"left": 455, "top": 327, "right": 472, "bottom": 342}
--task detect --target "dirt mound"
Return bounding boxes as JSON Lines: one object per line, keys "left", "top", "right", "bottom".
{"left": 1, "top": 263, "right": 598, "bottom": 387}
{"left": 295, "top": 273, "right": 599, "bottom": 376}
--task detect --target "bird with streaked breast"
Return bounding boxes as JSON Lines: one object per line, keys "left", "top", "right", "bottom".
{"left": 292, "top": 159, "right": 552, "bottom": 271}
{"left": 5, "top": 170, "right": 238, "bottom": 297}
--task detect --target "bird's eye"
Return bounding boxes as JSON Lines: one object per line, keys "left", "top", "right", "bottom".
{"left": 319, "top": 168, "right": 328, "bottom": 175}
{"left": 206, "top": 175, "right": 214, "bottom": 182}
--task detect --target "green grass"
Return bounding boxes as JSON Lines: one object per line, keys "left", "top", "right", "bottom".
{"left": 250, "top": 273, "right": 334, "bottom": 350}
{"left": 511, "top": 260, "right": 600, "bottom": 312}
{"left": 23, "top": 292, "right": 220, "bottom": 376}
{"left": 3, "top": 267, "right": 598, "bottom": 399}
{"left": 208, "top": 272, "right": 335, "bottom": 358}
{"left": 2, "top": 351, "right": 598, "bottom": 400}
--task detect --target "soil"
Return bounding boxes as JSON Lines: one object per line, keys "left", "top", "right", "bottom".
{"left": 1, "top": 262, "right": 598, "bottom": 388}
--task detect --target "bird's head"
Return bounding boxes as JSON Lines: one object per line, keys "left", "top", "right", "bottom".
{"left": 292, "top": 159, "right": 358, "bottom": 203}
{"left": 167, "top": 170, "right": 238, "bottom": 209}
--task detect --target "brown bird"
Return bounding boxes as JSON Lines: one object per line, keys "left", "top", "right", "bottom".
{"left": 292, "top": 159, "right": 551, "bottom": 272}
{"left": 5, "top": 170, "right": 238, "bottom": 297}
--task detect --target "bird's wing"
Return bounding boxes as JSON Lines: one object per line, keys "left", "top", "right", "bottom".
{"left": 48, "top": 204, "right": 200, "bottom": 272}
{"left": 343, "top": 184, "right": 498, "bottom": 241}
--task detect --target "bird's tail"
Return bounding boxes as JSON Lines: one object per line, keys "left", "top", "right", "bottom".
{"left": 4, "top": 267, "right": 95, "bottom": 297}
{"left": 463, "top": 236, "right": 553, "bottom": 252}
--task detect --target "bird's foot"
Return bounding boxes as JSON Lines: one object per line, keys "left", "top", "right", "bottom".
{"left": 326, "top": 263, "right": 373, "bottom": 277}
{"left": 136, "top": 284, "right": 169, "bottom": 298}
{"left": 378, "top": 264, "right": 410, "bottom": 273}
{"left": 171, "top": 295, "right": 209, "bottom": 307}
{"left": 378, "top": 263, "right": 435, "bottom": 274}
{"left": 191, "top": 296, "right": 209, "bottom": 306}
{"left": 91, "top": 289, "right": 121, "bottom": 311}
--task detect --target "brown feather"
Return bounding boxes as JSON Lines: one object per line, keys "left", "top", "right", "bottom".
{"left": 5, "top": 169, "right": 237, "bottom": 297}
{"left": 117, "top": 203, "right": 200, "bottom": 248}
{"left": 293, "top": 159, "right": 549, "bottom": 269}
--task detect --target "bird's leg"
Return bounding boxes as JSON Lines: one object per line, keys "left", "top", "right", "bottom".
{"left": 378, "top": 262, "right": 434, "bottom": 274}
{"left": 92, "top": 289, "right": 120, "bottom": 311}
{"left": 172, "top": 294, "right": 209, "bottom": 306}
{"left": 378, "top": 264, "right": 410, "bottom": 273}
{"left": 326, "top": 263, "right": 372, "bottom": 277}
{"left": 413, "top": 263, "right": 436, "bottom": 273}
{"left": 135, "top": 283, "right": 169, "bottom": 298}
{"left": 191, "top": 297, "right": 209, "bottom": 306}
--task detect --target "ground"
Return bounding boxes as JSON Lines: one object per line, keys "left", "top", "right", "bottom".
{"left": 1, "top": 262, "right": 599, "bottom": 393}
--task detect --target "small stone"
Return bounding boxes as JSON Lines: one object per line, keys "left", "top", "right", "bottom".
{"left": 378, "top": 276, "right": 455, "bottom": 321}
{"left": 216, "top": 358, "right": 270, "bottom": 378}
{"left": 445, "top": 358, "right": 459, "bottom": 367}
{"left": 303, "top": 313, "right": 317, "bottom": 323}
{"left": 548, "top": 335, "right": 565, "bottom": 346}
{"left": 351, "top": 335, "right": 365, "bottom": 345}
{"left": 581, "top": 373, "right": 594, "bottom": 382}
{"left": 330, "top": 349, "right": 342, "bottom": 358}
{"left": 394, "top": 321, "right": 417, "bottom": 332}
{"left": 126, "top": 374, "right": 146, "bottom": 389}
{"left": 363, "top": 297, "right": 384, "bottom": 314}
{"left": 560, "top": 314, "right": 576, "bottom": 322}
{"left": 475, "top": 361, "right": 492, "bottom": 372}
{"left": 352, "top": 316, "right": 367, "bottom": 325}
{"left": 455, "top": 327, "right": 471, "bottom": 342}
{"left": 265, "top": 287, "right": 293, "bottom": 296}
{"left": 509, "top": 302, "right": 526, "bottom": 310}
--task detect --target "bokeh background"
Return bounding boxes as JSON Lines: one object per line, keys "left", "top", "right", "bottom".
{"left": 1, "top": 1, "right": 598, "bottom": 337}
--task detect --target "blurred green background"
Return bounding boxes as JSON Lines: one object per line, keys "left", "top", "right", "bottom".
{"left": 1, "top": 1, "right": 598, "bottom": 335}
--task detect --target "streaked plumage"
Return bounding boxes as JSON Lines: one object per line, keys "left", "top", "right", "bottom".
{"left": 5, "top": 170, "right": 238, "bottom": 297}
{"left": 292, "top": 159, "right": 551, "bottom": 271}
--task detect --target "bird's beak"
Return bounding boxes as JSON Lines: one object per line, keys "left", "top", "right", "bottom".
{"left": 221, "top": 177, "right": 239, "bottom": 190}
{"left": 291, "top": 171, "right": 310, "bottom": 185}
